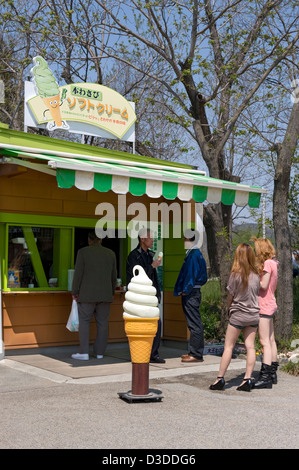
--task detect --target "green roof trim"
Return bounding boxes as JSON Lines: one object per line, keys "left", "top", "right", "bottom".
{"left": 0, "top": 124, "right": 193, "bottom": 170}
{"left": 0, "top": 127, "right": 267, "bottom": 209}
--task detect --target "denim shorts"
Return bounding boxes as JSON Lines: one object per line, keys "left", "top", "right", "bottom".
{"left": 229, "top": 321, "right": 259, "bottom": 329}
{"left": 259, "top": 312, "right": 276, "bottom": 319}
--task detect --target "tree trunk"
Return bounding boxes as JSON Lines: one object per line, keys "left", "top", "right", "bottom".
{"left": 203, "top": 206, "right": 220, "bottom": 277}
{"left": 204, "top": 203, "right": 233, "bottom": 335}
{"left": 273, "top": 152, "right": 293, "bottom": 340}
{"left": 273, "top": 100, "right": 299, "bottom": 340}
{"left": 192, "top": 118, "right": 236, "bottom": 331}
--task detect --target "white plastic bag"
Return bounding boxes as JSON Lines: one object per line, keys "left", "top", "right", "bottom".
{"left": 66, "top": 300, "right": 79, "bottom": 332}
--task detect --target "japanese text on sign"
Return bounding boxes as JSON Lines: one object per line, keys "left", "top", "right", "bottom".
{"left": 67, "top": 97, "right": 129, "bottom": 120}
{"left": 71, "top": 85, "right": 102, "bottom": 101}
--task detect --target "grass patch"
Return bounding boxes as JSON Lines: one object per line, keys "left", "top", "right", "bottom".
{"left": 201, "top": 278, "right": 222, "bottom": 340}
{"left": 280, "top": 277, "right": 299, "bottom": 376}
{"left": 281, "top": 361, "right": 299, "bottom": 376}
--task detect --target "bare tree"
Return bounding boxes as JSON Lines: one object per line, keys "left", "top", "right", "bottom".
{"left": 0, "top": 0, "right": 46, "bottom": 130}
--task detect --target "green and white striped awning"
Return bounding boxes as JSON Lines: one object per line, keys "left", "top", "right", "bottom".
{"left": 0, "top": 148, "right": 266, "bottom": 207}
{"left": 51, "top": 155, "right": 266, "bottom": 208}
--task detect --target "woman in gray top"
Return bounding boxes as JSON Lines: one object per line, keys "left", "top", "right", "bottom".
{"left": 209, "top": 244, "right": 260, "bottom": 392}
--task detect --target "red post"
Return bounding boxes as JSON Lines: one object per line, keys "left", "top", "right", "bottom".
{"left": 132, "top": 363, "right": 149, "bottom": 395}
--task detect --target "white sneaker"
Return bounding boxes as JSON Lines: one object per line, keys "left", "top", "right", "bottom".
{"left": 96, "top": 355, "right": 103, "bottom": 359}
{"left": 71, "top": 353, "right": 89, "bottom": 360}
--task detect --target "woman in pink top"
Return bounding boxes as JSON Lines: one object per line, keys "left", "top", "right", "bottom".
{"left": 252, "top": 237, "right": 278, "bottom": 389}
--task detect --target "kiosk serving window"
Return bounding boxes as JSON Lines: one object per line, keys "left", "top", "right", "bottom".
{"left": 7, "top": 225, "right": 73, "bottom": 290}
{"left": 74, "top": 227, "right": 122, "bottom": 280}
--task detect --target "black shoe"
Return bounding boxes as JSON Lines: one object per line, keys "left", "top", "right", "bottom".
{"left": 209, "top": 377, "right": 225, "bottom": 390}
{"left": 271, "top": 361, "right": 279, "bottom": 384}
{"left": 253, "top": 363, "right": 273, "bottom": 389}
{"left": 236, "top": 378, "right": 252, "bottom": 392}
{"left": 150, "top": 357, "right": 166, "bottom": 363}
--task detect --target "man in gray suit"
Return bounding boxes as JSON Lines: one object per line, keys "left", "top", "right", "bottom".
{"left": 71, "top": 231, "right": 117, "bottom": 360}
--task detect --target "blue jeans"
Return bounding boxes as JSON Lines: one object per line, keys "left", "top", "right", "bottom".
{"left": 181, "top": 288, "right": 204, "bottom": 358}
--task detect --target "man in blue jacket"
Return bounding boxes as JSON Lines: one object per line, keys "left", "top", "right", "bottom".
{"left": 174, "top": 229, "right": 207, "bottom": 362}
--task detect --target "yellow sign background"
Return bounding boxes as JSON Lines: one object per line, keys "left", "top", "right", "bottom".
{"left": 27, "top": 82, "right": 136, "bottom": 139}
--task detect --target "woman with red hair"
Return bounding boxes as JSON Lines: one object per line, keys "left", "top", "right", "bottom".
{"left": 209, "top": 243, "right": 260, "bottom": 392}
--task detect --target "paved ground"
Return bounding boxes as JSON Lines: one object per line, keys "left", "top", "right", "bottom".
{"left": 0, "top": 342, "right": 298, "bottom": 451}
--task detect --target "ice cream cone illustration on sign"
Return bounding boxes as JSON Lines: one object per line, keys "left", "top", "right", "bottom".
{"left": 123, "top": 265, "right": 159, "bottom": 363}
{"left": 31, "top": 56, "right": 68, "bottom": 130}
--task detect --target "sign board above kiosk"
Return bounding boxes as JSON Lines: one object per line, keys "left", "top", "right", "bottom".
{"left": 24, "top": 56, "right": 136, "bottom": 142}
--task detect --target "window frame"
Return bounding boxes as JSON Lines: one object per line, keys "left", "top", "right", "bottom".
{"left": 5, "top": 223, "right": 74, "bottom": 291}
{"left": 0, "top": 212, "right": 127, "bottom": 292}
{"left": 0, "top": 213, "right": 96, "bottom": 292}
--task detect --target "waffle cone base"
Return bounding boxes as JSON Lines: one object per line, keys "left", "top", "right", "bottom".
{"left": 124, "top": 317, "right": 159, "bottom": 364}
{"left": 127, "top": 336, "right": 154, "bottom": 363}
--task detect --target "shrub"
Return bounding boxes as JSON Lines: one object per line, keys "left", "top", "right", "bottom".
{"left": 201, "top": 279, "right": 222, "bottom": 340}
{"left": 281, "top": 361, "right": 299, "bottom": 376}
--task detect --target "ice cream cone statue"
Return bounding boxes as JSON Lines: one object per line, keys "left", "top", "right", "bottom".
{"left": 119, "top": 265, "right": 163, "bottom": 402}
{"left": 123, "top": 265, "right": 159, "bottom": 363}
{"left": 31, "top": 56, "right": 67, "bottom": 130}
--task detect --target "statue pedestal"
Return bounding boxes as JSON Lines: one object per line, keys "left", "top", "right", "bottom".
{"left": 118, "top": 363, "right": 163, "bottom": 403}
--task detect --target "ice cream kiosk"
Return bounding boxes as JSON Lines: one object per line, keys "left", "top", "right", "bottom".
{"left": 0, "top": 57, "right": 266, "bottom": 356}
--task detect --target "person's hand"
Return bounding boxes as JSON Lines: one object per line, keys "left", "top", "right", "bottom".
{"left": 72, "top": 295, "right": 78, "bottom": 302}
{"left": 152, "top": 259, "right": 161, "bottom": 269}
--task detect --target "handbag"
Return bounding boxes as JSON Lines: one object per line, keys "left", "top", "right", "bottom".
{"left": 66, "top": 299, "right": 79, "bottom": 332}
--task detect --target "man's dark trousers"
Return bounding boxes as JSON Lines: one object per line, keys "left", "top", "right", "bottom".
{"left": 151, "top": 318, "right": 162, "bottom": 360}
{"left": 181, "top": 288, "right": 204, "bottom": 359}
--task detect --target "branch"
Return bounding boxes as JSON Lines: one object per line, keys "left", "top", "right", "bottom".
{"left": 216, "top": 30, "right": 299, "bottom": 153}
{"left": 233, "top": 0, "right": 284, "bottom": 71}
{"left": 94, "top": 0, "right": 182, "bottom": 79}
